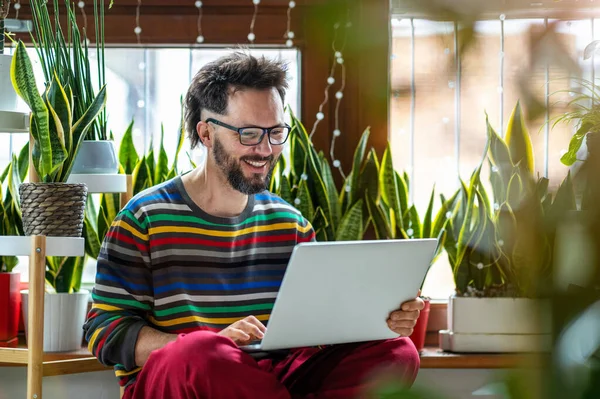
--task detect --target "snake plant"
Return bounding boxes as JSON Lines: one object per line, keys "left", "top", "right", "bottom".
{"left": 10, "top": 40, "right": 107, "bottom": 182}
{"left": 445, "top": 103, "right": 576, "bottom": 297}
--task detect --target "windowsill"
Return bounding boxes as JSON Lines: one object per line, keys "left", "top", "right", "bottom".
{"left": 1, "top": 336, "right": 533, "bottom": 375}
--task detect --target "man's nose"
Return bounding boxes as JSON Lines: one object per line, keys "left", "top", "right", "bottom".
{"left": 254, "top": 134, "right": 273, "bottom": 157}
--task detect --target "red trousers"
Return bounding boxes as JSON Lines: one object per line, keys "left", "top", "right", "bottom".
{"left": 124, "top": 331, "right": 420, "bottom": 399}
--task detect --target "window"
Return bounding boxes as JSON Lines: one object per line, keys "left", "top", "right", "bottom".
{"left": 1, "top": 46, "right": 300, "bottom": 284}
{"left": 391, "top": 17, "right": 600, "bottom": 299}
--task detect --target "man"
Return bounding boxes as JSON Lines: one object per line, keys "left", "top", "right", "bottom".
{"left": 83, "top": 51, "right": 424, "bottom": 399}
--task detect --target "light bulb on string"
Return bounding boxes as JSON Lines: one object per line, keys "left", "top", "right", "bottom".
{"left": 134, "top": 0, "right": 143, "bottom": 45}
{"left": 248, "top": 0, "right": 259, "bottom": 44}
{"left": 195, "top": 0, "right": 204, "bottom": 44}
{"left": 284, "top": 0, "right": 295, "bottom": 47}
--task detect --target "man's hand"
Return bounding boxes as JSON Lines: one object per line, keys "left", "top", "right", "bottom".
{"left": 387, "top": 291, "right": 425, "bottom": 337}
{"left": 218, "top": 315, "right": 267, "bottom": 345}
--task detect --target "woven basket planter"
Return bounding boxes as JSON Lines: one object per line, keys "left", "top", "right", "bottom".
{"left": 19, "top": 183, "right": 88, "bottom": 237}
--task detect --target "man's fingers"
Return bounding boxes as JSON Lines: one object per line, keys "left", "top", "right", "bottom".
{"left": 401, "top": 297, "right": 425, "bottom": 311}
{"left": 390, "top": 310, "right": 420, "bottom": 321}
{"left": 388, "top": 319, "right": 417, "bottom": 329}
{"left": 239, "top": 320, "right": 265, "bottom": 339}
{"left": 228, "top": 328, "right": 251, "bottom": 342}
{"left": 244, "top": 316, "right": 267, "bottom": 334}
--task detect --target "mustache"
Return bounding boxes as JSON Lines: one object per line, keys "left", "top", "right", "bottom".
{"left": 241, "top": 155, "right": 274, "bottom": 163}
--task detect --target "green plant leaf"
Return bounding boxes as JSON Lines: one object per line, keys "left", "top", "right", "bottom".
{"left": 349, "top": 128, "right": 370, "bottom": 207}
{"left": 11, "top": 41, "right": 51, "bottom": 177}
{"left": 311, "top": 206, "right": 329, "bottom": 238}
{"left": 335, "top": 199, "right": 364, "bottom": 241}
{"left": 296, "top": 179, "right": 315, "bottom": 221}
{"left": 319, "top": 152, "right": 340, "bottom": 228}
{"left": 506, "top": 172, "right": 524, "bottom": 211}
{"left": 422, "top": 187, "right": 436, "bottom": 238}
{"left": 279, "top": 175, "right": 294, "bottom": 205}
{"left": 379, "top": 144, "right": 404, "bottom": 230}
{"left": 505, "top": 101, "right": 535, "bottom": 173}
{"left": 432, "top": 189, "right": 459, "bottom": 240}
{"left": 83, "top": 216, "right": 101, "bottom": 260}
{"left": 366, "top": 191, "right": 392, "bottom": 240}
{"left": 408, "top": 205, "right": 422, "bottom": 238}
{"left": 119, "top": 120, "right": 139, "bottom": 175}
{"left": 60, "top": 85, "right": 108, "bottom": 181}
{"left": 155, "top": 125, "right": 169, "bottom": 185}
{"left": 17, "top": 142, "right": 29, "bottom": 183}
{"left": 560, "top": 122, "right": 591, "bottom": 166}
{"left": 548, "top": 171, "right": 576, "bottom": 224}
{"left": 133, "top": 155, "right": 152, "bottom": 195}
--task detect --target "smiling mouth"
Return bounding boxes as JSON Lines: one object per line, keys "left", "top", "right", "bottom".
{"left": 243, "top": 159, "right": 268, "bottom": 168}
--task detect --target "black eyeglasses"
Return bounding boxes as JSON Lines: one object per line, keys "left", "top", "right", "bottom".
{"left": 205, "top": 118, "right": 292, "bottom": 146}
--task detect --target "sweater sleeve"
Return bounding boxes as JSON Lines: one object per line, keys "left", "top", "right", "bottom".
{"left": 83, "top": 208, "right": 153, "bottom": 370}
{"left": 297, "top": 216, "right": 317, "bottom": 243}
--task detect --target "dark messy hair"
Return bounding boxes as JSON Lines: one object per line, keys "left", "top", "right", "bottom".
{"left": 184, "top": 50, "right": 289, "bottom": 149}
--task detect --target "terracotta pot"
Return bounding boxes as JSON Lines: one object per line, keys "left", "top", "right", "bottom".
{"left": 0, "top": 272, "right": 21, "bottom": 347}
{"left": 408, "top": 298, "right": 430, "bottom": 351}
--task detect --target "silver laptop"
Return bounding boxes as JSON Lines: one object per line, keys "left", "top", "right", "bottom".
{"left": 240, "top": 238, "right": 438, "bottom": 352}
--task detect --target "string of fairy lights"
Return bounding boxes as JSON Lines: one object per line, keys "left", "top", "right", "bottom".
{"left": 309, "top": 16, "right": 351, "bottom": 180}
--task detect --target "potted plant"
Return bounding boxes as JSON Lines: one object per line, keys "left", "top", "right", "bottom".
{"left": 26, "top": 0, "right": 116, "bottom": 175}
{"left": 439, "top": 102, "right": 575, "bottom": 353}
{"left": 0, "top": 149, "right": 27, "bottom": 348}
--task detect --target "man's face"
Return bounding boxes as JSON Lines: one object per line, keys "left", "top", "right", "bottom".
{"left": 208, "top": 87, "right": 285, "bottom": 195}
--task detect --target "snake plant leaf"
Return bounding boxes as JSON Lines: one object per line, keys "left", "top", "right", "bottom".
{"left": 17, "top": 143, "right": 29, "bottom": 183}
{"left": 366, "top": 191, "right": 392, "bottom": 240}
{"left": 173, "top": 98, "right": 186, "bottom": 170}
{"left": 155, "top": 125, "right": 169, "bottom": 185}
{"left": 319, "top": 152, "right": 340, "bottom": 228}
{"left": 454, "top": 254, "right": 471, "bottom": 295}
{"left": 119, "top": 120, "right": 139, "bottom": 175}
{"left": 146, "top": 140, "right": 156, "bottom": 186}
{"left": 379, "top": 144, "right": 403, "bottom": 230}
{"left": 290, "top": 128, "right": 307, "bottom": 184}
{"left": 455, "top": 140, "right": 489, "bottom": 268}
{"left": 408, "top": 205, "right": 422, "bottom": 238}
{"left": 83, "top": 216, "right": 101, "bottom": 260}
{"left": 506, "top": 172, "right": 524, "bottom": 211}
{"left": 279, "top": 174, "right": 294, "bottom": 205}
{"left": 388, "top": 207, "right": 397, "bottom": 239}
{"left": 311, "top": 206, "right": 329, "bottom": 239}
{"left": 422, "top": 187, "right": 436, "bottom": 238}
{"left": 97, "top": 206, "right": 111, "bottom": 245}
{"left": 361, "top": 149, "right": 381, "bottom": 205}
{"left": 505, "top": 101, "right": 535, "bottom": 174}
{"left": 61, "top": 84, "right": 108, "bottom": 181}
{"left": 486, "top": 114, "right": 513, "bottom": 193}
{"left": 477, "top": 179, "right": 492, "bottom": 219}
{"left": 45, "top": 85, "right": 69, "bottom": 176}
{"left": 296, "top": 179, "right": 315, "bottom": 222}
{"left": 0, "top": 164, "right": 8, "bottom": 183}
{"left": 349, "top": 128, "right": 370, "bottom": 208}
{"left": 432, "top": 189, "right": 459, "bottom": 240}
{"left": 396, "top": 171, "right": 410, "bottom": 228}
{"left": 548, "top": 171, "right": 576, "bottom": 224}
{"left": 335, "top": 199, "right": 364, "bottom": 241}
{"left": 403, "top": 171, "right": 410, "bottom": 193}
{"left": 560, "top": 122, "right": 592, "bottom": 166}
{"left": 7, "top": 154, "right": 21, "bottom": 211}
{"left": 431, "top": 228, "right": 447, "bottom": 265}
{"left": 495, "top": 202, "right": 517, "bottom": 261}
{"left": 133, "top": 155, "right": 152, "bottom": 195}
{"left": 535, "top": 177, "right": 549, "bottom": 202}
{"left": 11, "top": 41, "right": 52, "bottom": 177}
{"left": 444, "top": 218, "right": 458, "bottom": 269}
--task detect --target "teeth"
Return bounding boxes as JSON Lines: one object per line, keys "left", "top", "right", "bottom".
{"left": 245, "top": 160, "right": 267, "bottom": 167}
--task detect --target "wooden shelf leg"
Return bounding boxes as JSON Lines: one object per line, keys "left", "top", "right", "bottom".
{"left": 120, "top": 175, "right": 133, "bottom": 210}
{"left": 27, "top": 235, "right": 46, "bottom": 399}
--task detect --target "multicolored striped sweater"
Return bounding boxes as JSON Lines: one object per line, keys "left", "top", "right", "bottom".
{"left": 83, "top": 176, "right": 315, "bottom": 387}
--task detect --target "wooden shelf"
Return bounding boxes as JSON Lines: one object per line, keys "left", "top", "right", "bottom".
{"left": 419, "top": 347, "right": 546, "bottom": 369}
{"left": 0, "top": 236, "right": 85, "bottom": 257}
{"left": 66, "top": 174, "right": 128, "bottom": 193}
{"left": 0, "top": 110, "right": 29, "bottom": 133}
{"left": 0, "top": 344, "right": 111, "bottom": 376}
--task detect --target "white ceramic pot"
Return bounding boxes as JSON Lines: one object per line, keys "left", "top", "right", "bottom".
{"left": 71, "top": 140, "right": 119, "bottom": 174}
{"left": 439, "top": 295, "right": 552, "bottom": 353}
{"left": 0, "top": 54, "right": 20, "bottom": 113}
{"left": 21, "top": 290, "right": 90, "bottom": 352}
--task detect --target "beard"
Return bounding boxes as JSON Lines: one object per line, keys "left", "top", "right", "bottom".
{"left": 212, "top": 137, "right": 278, "bottom": 195}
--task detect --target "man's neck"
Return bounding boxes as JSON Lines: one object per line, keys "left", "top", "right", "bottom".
{"left": 181, "top": 166, "right": 249, "bottom": 218}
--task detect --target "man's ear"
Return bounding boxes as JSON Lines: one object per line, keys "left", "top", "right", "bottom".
{"left": 196, "top": 120, "right": 212, "bottom": 149}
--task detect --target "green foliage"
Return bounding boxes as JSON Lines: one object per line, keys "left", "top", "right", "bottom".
{"left": 445, "top": 106, "right": 576, "bottom": 297}
{"left": 0, "top": 150, "right": 28, "bottom": 273}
